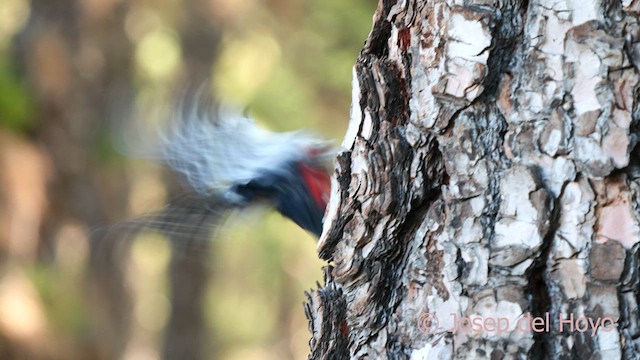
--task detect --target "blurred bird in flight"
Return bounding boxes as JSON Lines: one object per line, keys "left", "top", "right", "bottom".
{"left": 157, "top": 100, "right": 333, "bottom": 237}
{"left": 98, "top": 95, "right": 333, "bottom": 256}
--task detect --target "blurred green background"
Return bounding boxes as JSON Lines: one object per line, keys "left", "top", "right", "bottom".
{"left": 0, "top": 0, "right": 374, "bottom": 359}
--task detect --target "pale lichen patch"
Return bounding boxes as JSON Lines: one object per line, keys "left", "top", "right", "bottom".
{"left": 440, "top": 9, "right": 490, "bottom": 101}
{"left": 597, "top": 202, "right": 640, "bottom": 248}
{"left": 551, "top": 259, "right": 587, "bottom": 299}
{"left": 555, "top": 181, "right": 595, "bottom": 258}
{"left": 343, "top": 67, "right": 362, "bottom": 149}
{"left": 493, "top": 167, "right": 546, "bottom": 250}
{"left": 597, "top": 327, "right": 622, "bottom": 358}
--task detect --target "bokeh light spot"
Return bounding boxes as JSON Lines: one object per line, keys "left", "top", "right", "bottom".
{"left": 135, "top": 29, "right": 181, "bottom": 81}
{"left": 214, "top": 32, "right": 281, "bottom": 103}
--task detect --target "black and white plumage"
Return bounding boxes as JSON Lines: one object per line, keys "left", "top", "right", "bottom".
{"left": 150, "top": 101, "right": 333, "bottom": 237}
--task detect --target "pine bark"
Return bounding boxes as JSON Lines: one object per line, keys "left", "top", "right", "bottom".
{"left": 306, "top": 0, "right": 640, "bottom": 358}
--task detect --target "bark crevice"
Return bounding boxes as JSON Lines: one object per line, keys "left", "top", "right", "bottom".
{"left": 525, "top": 180, "right": 564, "bottom": 359}
{"left": 308, "top": 0, "right": 640, "bottom": 358}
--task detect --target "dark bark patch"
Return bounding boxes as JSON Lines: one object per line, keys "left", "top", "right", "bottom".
{"left": 305, "top": 267, "right": 350, "bottom": 360}
{"left": 591, "top": 241, "right": 626, "bottom": 281}
{"left": 479, "top": 0, "right": 527, "bottom": 100}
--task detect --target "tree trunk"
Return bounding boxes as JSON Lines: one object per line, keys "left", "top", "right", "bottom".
{"left": 162, "top": 2, "right": 221, "bottom": 359}
{"left": 14, "top": 1, "right": 135, "bottom": 358}
{"left": 306, "top": 0, "right": 640, "bottom": 358}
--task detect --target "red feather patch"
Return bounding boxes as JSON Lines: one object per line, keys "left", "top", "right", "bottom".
{"left": 298, "top": 162, "right": 330, "bottom": 211}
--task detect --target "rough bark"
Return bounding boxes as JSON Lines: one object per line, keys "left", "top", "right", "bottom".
{"left": 307, "top": 0, "right": 640, "bottom": 358}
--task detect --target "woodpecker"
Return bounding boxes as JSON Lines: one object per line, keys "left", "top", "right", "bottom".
{"left": 157, "top": 102, "right": 332, "bottom": 237}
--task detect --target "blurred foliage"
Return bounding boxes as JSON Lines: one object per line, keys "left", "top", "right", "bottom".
{"left": 28, "top": 264, "right": 90, "bottom": 339}
{"left": 135, "top": 28, "right": 183, "bottom": 83}
{"left": 0, "top": 58, "right": 34, "bottom": 132}
{"left": 0, "top": 0, "right": 33, "bottom": 132}
{"left": 213, "top": 0, "right": 374, "bottom": 134}
{"left": 0, "top": 0, "right": 375, "bottom": 359}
